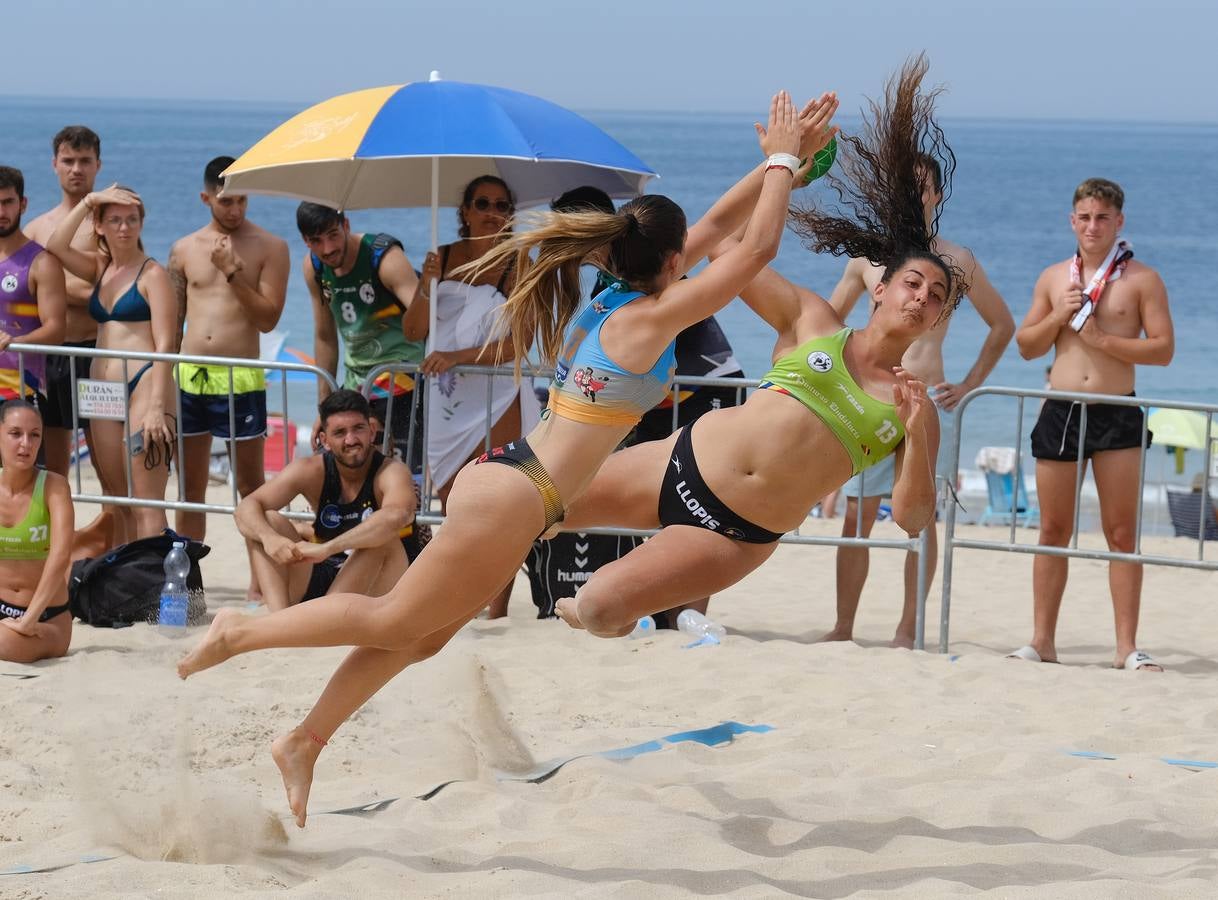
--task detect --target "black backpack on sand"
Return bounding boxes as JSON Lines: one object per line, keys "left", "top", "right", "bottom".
{"left": 69, "top": 531, "right": 210, "bottom": 627}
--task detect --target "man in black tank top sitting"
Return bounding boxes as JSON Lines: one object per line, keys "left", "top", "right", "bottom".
{"left": 235, "top": 390, "right": 417, "bottom": 611}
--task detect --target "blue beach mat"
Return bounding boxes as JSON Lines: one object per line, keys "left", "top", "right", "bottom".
{"left": 1064, "top": 750, "right": 1218, "bottom": 769}
{"left": 1162, "top": 757, "right": 1218, "bottom": 770}
{"left": 1, "top": 853, "right": 118, "bottom": 876}
{"left": 319, "top": 720, "right": 774, "bottom": 817}
{"left": 1064, "top": 749, "right": 1118, "bottom": 761}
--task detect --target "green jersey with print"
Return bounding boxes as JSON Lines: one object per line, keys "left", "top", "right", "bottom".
{"left": 315, "top": 233, "right": 425, "bottom": 391}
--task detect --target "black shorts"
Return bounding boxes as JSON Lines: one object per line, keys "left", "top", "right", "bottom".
{"left": 41, "top": 340, "right": 95, "bottom": 429}
{"left": 180, "top": 389, "right": 268, "bottom": 439}
{"left": 658, "top": 424, "right": 784, "bottom": 544}
{"left": 1031, "top": 394, "right": 1153, "bottom": 462}
{"left": 632, "top": 380, "right": 744, "bottom": 445}
{"left": 301, "top": 556, "right": 344, "bottom": 603}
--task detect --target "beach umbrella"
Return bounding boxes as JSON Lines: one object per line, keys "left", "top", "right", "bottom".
{"left": 222, "top": 74, "right": 656, "bottom": 211}
{"left": 1147, "top": 408, "right": 1218, "bottom": 451}
{"left": 223, "top": 73, "right": 656, "bottom": 351}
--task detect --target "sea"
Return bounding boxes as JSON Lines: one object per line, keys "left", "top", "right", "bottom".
{"left": 5, "top": 96, "right": 1217, "bottom": 496}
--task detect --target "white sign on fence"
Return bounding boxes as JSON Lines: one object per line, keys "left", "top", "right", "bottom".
{"left": 77, "top": 379, "right": 128, "bottom": 420}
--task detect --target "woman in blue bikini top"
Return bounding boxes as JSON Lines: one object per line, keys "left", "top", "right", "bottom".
{"left": 175, "top": 91, "right": 843, "bottom": 831}
{"left": 46, "top": 184, "right": 178, "bottom": 543}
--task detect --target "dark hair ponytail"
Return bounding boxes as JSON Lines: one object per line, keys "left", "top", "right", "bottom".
{"left": 789, "top": 54, "right": 966, "bottom": 313}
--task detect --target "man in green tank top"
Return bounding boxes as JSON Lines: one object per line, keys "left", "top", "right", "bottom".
{"left": 297, "top": 203, "right": 426, "bottom": 469}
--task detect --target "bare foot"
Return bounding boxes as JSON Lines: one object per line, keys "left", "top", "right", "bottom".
{"left": 271, "top": 728, "right": 323, "bottom": 828}
{"left": 890, "top": 634, "right": 915, "bottom": 650}
{"left": 816, "top": 627, "right": 854, "bottom": 643}
{"left": 554, "top": 597, "right": 585, "bottom": 630}
{"left": 177, "top": 607, "right": 244, "bottom": 679}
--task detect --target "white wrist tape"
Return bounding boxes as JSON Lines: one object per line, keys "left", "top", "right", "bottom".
{"left": 765, "top": 153, "right": 801, "bottom": 175}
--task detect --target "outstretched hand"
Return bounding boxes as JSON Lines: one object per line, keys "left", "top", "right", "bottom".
{"left": 755, "top": 90, "right": 801, "bottom": 159}
{"left": 892, "top": 367, "right": 933, "bottom": 433}
{"left": 796, "top": 92, "right": 840, "bottom": 160}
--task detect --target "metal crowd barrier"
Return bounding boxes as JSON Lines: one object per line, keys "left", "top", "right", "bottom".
{"left": 8, "top": 341, "right": 337, "bottom": 519}
{"left": 363, "top": 361, "right": 936, "bottom": 649}
{"left": 939, "top": 386, "right": 1218, "bottom": 653}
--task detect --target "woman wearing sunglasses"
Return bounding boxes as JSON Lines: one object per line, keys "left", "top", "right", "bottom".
{"left": 180, "top": 91, "right": 838, "bottom": 828}
{"left": 404, "top": 176, "right": 540, "bottom": 617}
{"left": 46, "top": 184, "right": 176, "bottom": 544}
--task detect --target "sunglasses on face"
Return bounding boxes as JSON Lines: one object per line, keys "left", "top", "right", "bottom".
{"left": 471, "top": 197, "right": 513, "bottom": 214}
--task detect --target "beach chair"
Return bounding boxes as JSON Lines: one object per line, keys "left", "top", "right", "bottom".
{"left": 1164, "top": 488, "right": 1218, "bottom": 540}
{"left": 978, "top": 467, "right": 1039, "bottom": 528}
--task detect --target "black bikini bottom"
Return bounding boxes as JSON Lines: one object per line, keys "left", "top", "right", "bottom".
{"left": 658, "top": 424, "right": 784, "bottom": 544}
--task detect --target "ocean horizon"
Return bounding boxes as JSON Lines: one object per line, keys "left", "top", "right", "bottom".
{"left": 4, "top": 95, "right": 1216, "bottom": 502}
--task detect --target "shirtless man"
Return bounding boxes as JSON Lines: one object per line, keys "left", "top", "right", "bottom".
{"left": 168, "top": 156, "right": 289, "bottom": 549}
{"left": 1012, "top": 177, "right": 1173, "bottom": 671}
{"left": 24, "top": 126, "right": 102, "bottom": 476}
{"left": 235, "top": 390, "right": 413, "bottom": 611}
{"left": 827, "top": 155, "right": 1014, "bottom": 647}
{"left": 0, "top": 167, "right": 67, "bottom": 403}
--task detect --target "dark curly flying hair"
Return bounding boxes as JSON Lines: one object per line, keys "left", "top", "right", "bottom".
{"left": 790, "top": 54, "right": 967, "bottom": 319}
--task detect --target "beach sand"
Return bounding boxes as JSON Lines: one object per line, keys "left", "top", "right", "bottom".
{"left": 3, "top": 489, "right": 1217, "bottom": 898}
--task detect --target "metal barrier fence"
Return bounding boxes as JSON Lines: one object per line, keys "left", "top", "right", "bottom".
{"left": 939, "top": 386, "right": 1218, "bottom": 653}
{"left": 8, "top": 341, "right": 337, "bottom": 519}
{"left": 363, "top": 361, "right": 936, "bottom": 649}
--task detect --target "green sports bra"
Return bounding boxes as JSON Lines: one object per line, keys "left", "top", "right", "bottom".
{"left": 0, "top": 470, "right": 51, "bottom": 560}
{"left": 758, "top": 328, "right": 905, "bottom": 475}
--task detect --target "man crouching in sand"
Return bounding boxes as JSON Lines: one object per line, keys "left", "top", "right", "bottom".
{"left": 236, "top": 389, "right": 415, "bottom": 611}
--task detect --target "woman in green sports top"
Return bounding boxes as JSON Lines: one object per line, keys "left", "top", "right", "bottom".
{"left": 554, "top": 56, "right": 966, "bottom": 637}
{"left": 177, "top": 90, "right": 841, "bottom": 828}
{"left": 0, "top": 400, "right": 76, "bottom": 662}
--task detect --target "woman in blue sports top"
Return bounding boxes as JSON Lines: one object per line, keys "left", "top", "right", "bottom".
{"left": 0, "top": 400, "right": 75, "bottom": 663}
{"left": 47, "top": 185, "right": 178, "bottom": 544}
{"left": 179, "top": 90, "right": 841, "bottom": 827}
{"left": 552, "top": 57, "right": 965, "bottom": 638}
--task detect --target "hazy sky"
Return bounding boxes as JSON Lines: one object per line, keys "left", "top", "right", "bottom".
{"left": 9, "top": 0, "right": 1217, "bottom": 123}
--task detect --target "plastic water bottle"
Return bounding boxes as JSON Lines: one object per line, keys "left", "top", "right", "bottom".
{"left": 676, "top": 609, "right": 726, "bottom": 645}
{"left": 158, "top": 541, "right": 190, "bottom": 631}
{"left": 628, "top": 615, "right": 655, "bottom": 639}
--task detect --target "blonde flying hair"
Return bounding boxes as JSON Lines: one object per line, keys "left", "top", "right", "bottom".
{"left": 453, "top": 194, "right": 686, "bottom": 376}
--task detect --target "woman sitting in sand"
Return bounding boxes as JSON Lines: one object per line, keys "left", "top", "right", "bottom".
{"left": 46, "top": 185, "right": 177, "bottom": 545}
{"left": 555, "top": 56, "right": 961, "bottom": 637}
{"left": 0, "top": 400, "right": 76, "bottom": 662}
{"left": 179, "top": 89, "right": 840, "bottom": 827}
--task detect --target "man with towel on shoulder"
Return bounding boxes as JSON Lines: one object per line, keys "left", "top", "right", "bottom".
{"left": 1012, "top": 177, "right": 1174, "bottom": 671}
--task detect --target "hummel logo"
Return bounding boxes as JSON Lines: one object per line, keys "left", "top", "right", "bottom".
{"left": 671, "top": 456, "right": 682, "bottom": 474}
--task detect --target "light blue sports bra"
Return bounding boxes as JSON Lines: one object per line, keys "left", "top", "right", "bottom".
{"left": 549, "top": 283, "right": 676, "bottom": 427}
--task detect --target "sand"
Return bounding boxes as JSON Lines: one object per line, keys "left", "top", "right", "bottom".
{"left": 2, "top": 491, "right": 1218, "bottom": 898}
